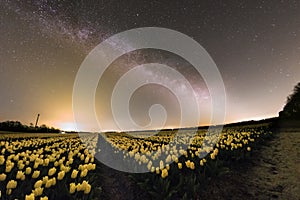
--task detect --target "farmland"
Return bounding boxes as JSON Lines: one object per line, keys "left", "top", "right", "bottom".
{"left": 0, "top": 122, "right": 282, "bottom": 199}
{"left": 0, "top": 133, "right": 98, "bottom": 200}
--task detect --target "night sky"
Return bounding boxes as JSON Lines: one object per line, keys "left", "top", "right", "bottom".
{"left": 1, "top": 0, "right": 300, "bottom": 131}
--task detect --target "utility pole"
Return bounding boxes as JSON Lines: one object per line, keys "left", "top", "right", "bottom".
{"left": 35, "top": 114, "right": 40, "bottom": 127}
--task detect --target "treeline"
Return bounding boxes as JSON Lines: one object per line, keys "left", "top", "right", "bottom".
{"left": 0, "top": 121, "right": 60, "bottom": 133}
{"left": 279, "top": 82, "right": 300, "bottom": 120}
{"left": 277, "top": 82, "right": 300, "bottom": 128}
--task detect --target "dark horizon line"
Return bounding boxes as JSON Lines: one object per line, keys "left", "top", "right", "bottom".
{"left": 77, "top": 116, "right": 279, "bottom": 133}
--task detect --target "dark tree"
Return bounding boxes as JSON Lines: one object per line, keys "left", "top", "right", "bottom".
{"left": 279, "top": 82, "right": 300, "bottom": 119}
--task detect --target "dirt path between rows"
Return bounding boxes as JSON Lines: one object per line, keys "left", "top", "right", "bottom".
{"left": 246, "top": 130, "right": 300, "bottom": 199}
{"left": 207, "top": 130, "right": 300, "bottom": 200}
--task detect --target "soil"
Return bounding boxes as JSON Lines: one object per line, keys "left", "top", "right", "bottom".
{"left": 201, "top": 129, "right": 300, "bottom": 200}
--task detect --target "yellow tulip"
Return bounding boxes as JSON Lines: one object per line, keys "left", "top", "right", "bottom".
{"left": 210, "top": 153, "right": 216, "bottom": 160}
{"left": 68, "top": 158, "right": 74, "bottom": 165}
{"left": 19, "top": 163, "right": 25, "bottom": 170}
{"left": 63, "top": 166, "right": 71, "bottom": 173}
{"left": 177, "top": 163, "right": 182, "bottom": 169}
{"left": 0, "top": 155, "right": 5, "bottom": 165}
{"left": 84, "top": 184, "right": 91, "bottom": 194}
{"left": 155, "top": 167, "right": 160, "bottom": 174}
{"left": 34, "top": 180, "right": 43, "bottom": 188}
{"left": 159, "top": 160, "right": 164, "bottom": 170}
{"left": 150, "top": 166, "right": 155, "bottom": 173}
{"left": 58, "top": 159, "right": 63, "bottom": 165}
{"left": 42, "top": 176, "right": 49, "bottom": 185}
{"left": 80, "top": 169, "right": 88, "bottom": 178}
{"left": 166, "top": 164, "right": 170, "bottom": 170}
{"left": 71, "top": 169, "right": 78, "bottom": 179}
{"left": 45, "top": 181, "right": 52, "bottom": 188}
{"left": 161, "top": 168, "right": 168, "bottom": 179}
{"left": 69, "top": 183, "right": 76, "bottom": 194}
{"left": 25, "top": 167, "right": 32, "bottom": 175}
{"left": 16, "top": 171, "right": 25, "bottom": 180}
{"left": 80, "top": 154, "right": 85, "bottom": 161}
{"left": 25, "top": 193, "right": 35, "bottom": 200}
{"left": 87, "top": 163, "right": 96, "bottom": 171}
{"left": 32, "top": 171, "right": 40, "bottom": 179}
{"left": 57, "top": 171, "right": 65, "bottom": 180}
{"left": 5, "top": 165, "right": 13, "bottom": 173}
{"left": 185, "top": 160, "right": 191, "bottom": 168}
{"left": 54, "top": 161, "right": 59, "bottom": 167}
{"left": 190, "top": 162, "right": 195, "bottom": 170}
{"left": 7, "top": 180, "right": 17, "bottom": 189}
{"left": 51, "top": 177, "right": 56, "bottom": 186}
{"left": 90, "top": 157, "right": 94, "bottom": 163}
{"left": 44, "top": 158, "right": 49, "bottom": 166}
{"left": 48, "top": 168, "right": 56, "bottom": 176}
{"left": 200, "top": 160, "right": 204, "bottom": 166}
{"left": 0, "top": 173, "right": 7, "bottom": 181}
{"left": 33, "top": 187, "right": 44, "bottom": 197}
{"left": 33, "top": 162, "right": 39, "bottom": 169}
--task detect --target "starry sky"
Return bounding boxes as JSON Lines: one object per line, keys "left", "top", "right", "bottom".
{"left": 1, "top": 0, "right": 300, "bottom": 131}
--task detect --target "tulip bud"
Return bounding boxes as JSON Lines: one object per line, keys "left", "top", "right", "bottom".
{"left": 33, "top": 187, "right": 44, "bottom": 196}
{"left": 34, "top": 180, "right": 43, "bottom": 188}
{"left": 69, "top": 183, "right": 76, "bottom": 194}
{"left": 6, "top": 180, "right": 17, "bottom": 189}
{"left": 57, "top": 171, "right": 65, "bottom": 180}
{"left": 0, "top": 173, "right": 7, "bottom": 181}
{"left": 178, "top": 163, "right": 182, "bottom": 169}
{"left": 32, "top": 170, "right": 40, "bottom": 179}
{"left": 161, "top": 168, "right": 168, "bottom": 179}
{"left": 80, "top": 169, "right": 88, "bottom": 178}
{"left": 48, "top": 167, "right": 56, "bottom": 176}
{"left": 25, "top": 193, "right": 35, "bottom": 200}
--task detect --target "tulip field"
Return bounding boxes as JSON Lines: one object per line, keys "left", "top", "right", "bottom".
{"left": 0, "top": 134, "right": 98, "bottom": 200}
{"left": 0, "top": 123, "right": 274, "bottom": 199}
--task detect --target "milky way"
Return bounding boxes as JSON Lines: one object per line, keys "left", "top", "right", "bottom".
{"left": 2, "top": 0, "right": 112, "bottom": 52}
{"left": 1, "top": 0, "right": 300, "bottom": 131}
